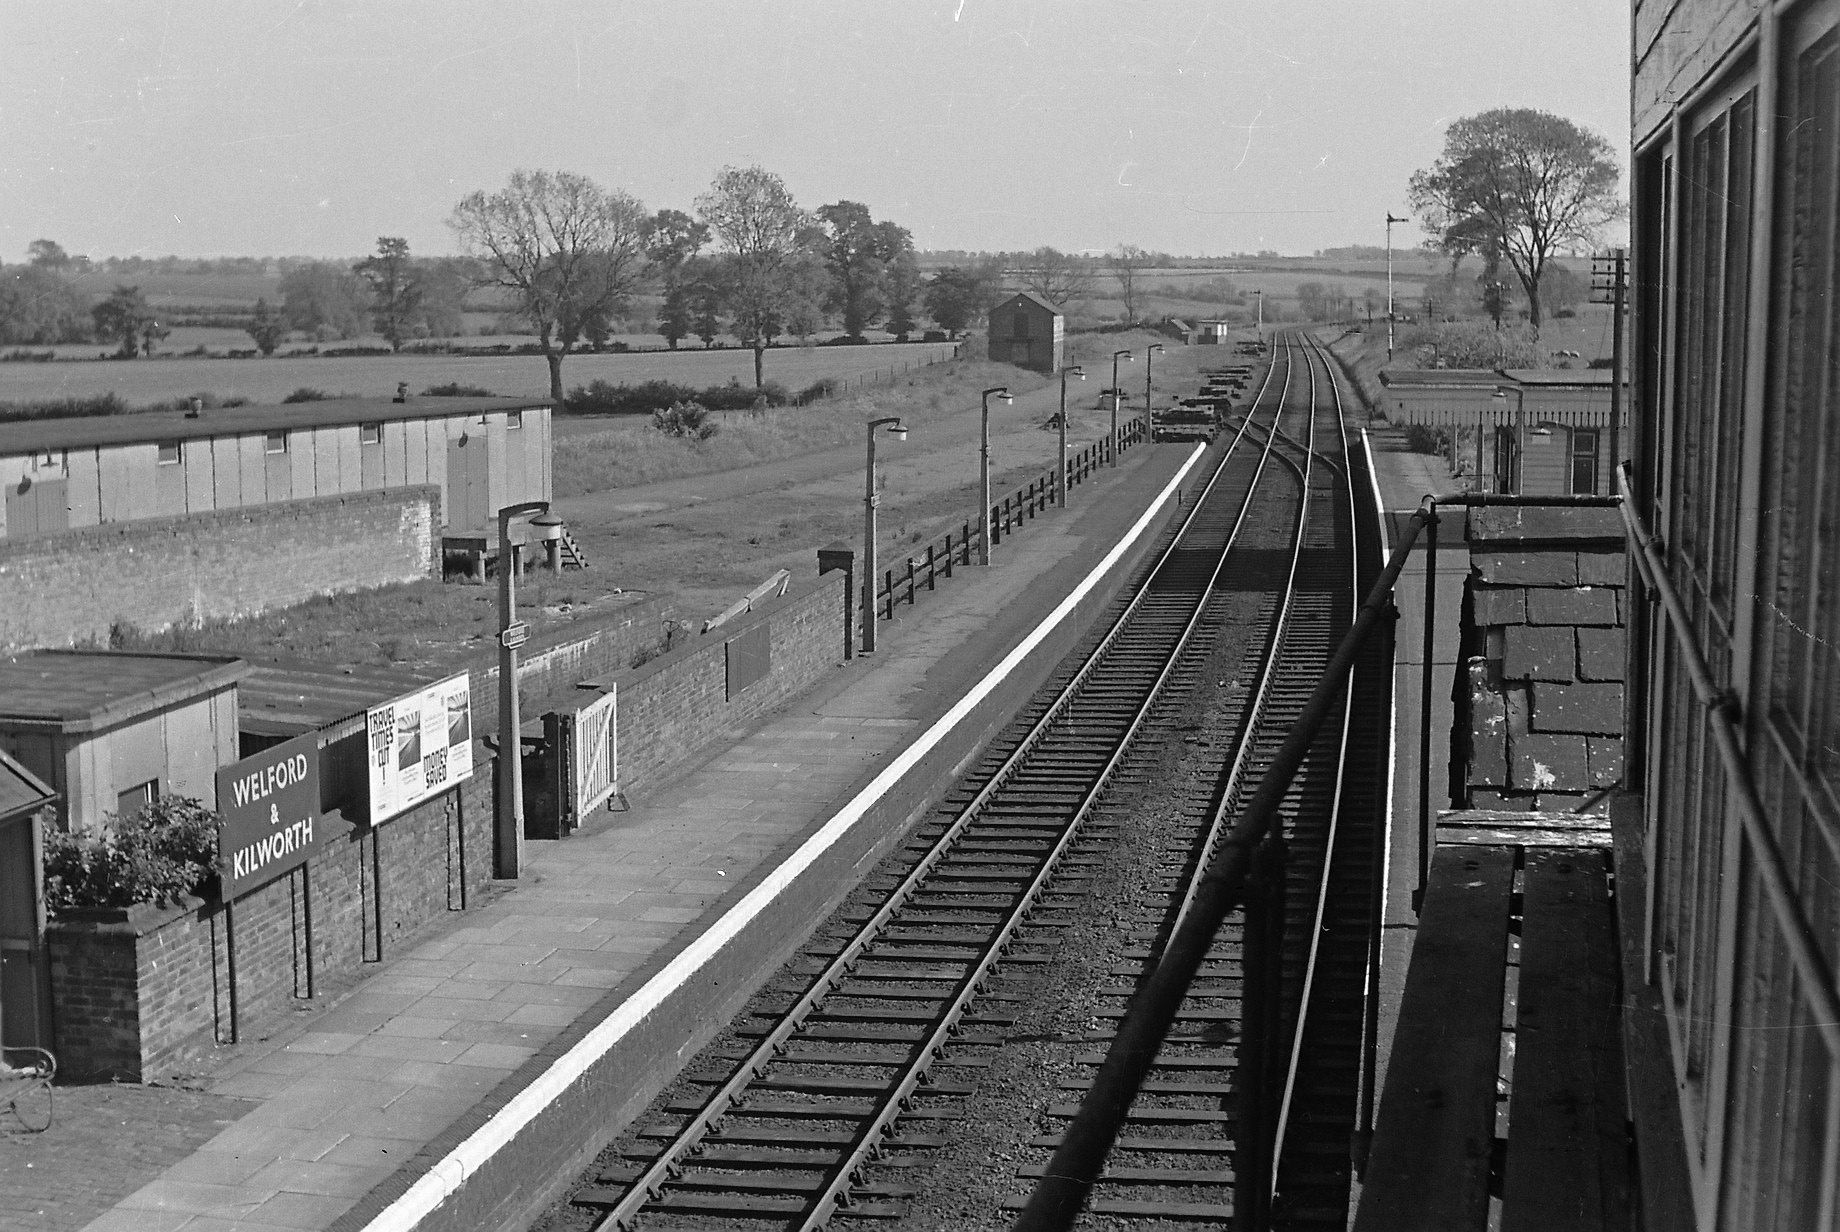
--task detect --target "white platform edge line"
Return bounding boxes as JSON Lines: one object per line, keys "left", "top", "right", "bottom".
{"left": 359, "top": 443, "right": 1207, "bottom": 1232}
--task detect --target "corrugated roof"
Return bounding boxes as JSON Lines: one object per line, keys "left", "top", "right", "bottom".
{"left": 0, "top": 394, "right": 549, "bottom": 457}
{"left": 0, "top": 748, "right": 55, "bottom": 822}
{"left": 0, "top": 650, "right": 248, "bottom": 731}
{"left": 238, "top": 658, "right": 443, "bottom": 739}
{"left": 1500, "top": 369, "right": 1622, "bottom": 387}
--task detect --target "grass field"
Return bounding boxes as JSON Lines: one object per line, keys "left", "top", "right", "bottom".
{"left": 0, "top": 341, "right": 959, "bottom": 406}
{"left": 103, "top": 328, "right": 1209, "bottom": 668}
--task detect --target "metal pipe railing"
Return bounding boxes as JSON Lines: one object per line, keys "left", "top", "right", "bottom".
{"left": 1615, "top": 464, "right": 1840, "bottom": 1053}
{"left": 1012, "top": 496, "right": 1436, "bottom": 1232}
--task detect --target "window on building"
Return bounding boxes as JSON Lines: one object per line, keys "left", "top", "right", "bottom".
{"left": 359, "top": 422, "right": 382, "bottom": 446}
{"left": 156, "top": 441, "right": 182, "bottom": 465}
{"left": 1570, "top": 429, "right": 1600, "bottom": 494}
{"left": 265, "top": 430, "right": 288, "bottom": 454}
{"left": 116, "top": 779, "right": 158, "bottom": 820}
{"left": 506, "top": 410, "right": 523, "bottom": 429}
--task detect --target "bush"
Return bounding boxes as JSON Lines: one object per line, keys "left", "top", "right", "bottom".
{"left": 0, "top": 393, "right": 129, "bottom": 423}
{"left": 564, "top": 378, "right": 695, "bottom": 416}
{"left": 797, "top": 378, "right": 841, "bottom": 404}
{"left": 422, "top": 382, "right": 497, "bottom": 397}
{"left": 1402, "top": 424, "right": 1447, "bottom": 455}
{"left": 282, "top": 387, "right": 335, "bottom": 403}
{"left": 697, "top": 378, "right": 789, "bottom": 411}
{"left": 2, "top": 349, "right": 57, "bottom": 363}
{"left": 43, "top": 796, "right": 220, "bottom": 914}
{"left": 164, "top": 392, "right": 247, "bottom": 412}
{"left": 651, "top": 400, "right": 718, "bottom": 440}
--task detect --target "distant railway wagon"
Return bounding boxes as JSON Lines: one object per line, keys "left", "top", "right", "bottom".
{"left": 0, "top": 395, "right": 552, "bottom": 543}
{"left": 1621, "top": 0, "right": 1840, "bottom": 1227}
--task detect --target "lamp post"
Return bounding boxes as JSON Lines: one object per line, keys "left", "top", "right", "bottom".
{"left": 1057, "top": 366, "right": 1084, "bottom": 508}
{"left": 1386, "top": 213, "right": 1407, "bottom": 362}
{"left": 862, "top": 416, "right": 908, "bottom": 654}
{"left": 1251, "top": 289, "right": 1263, "bottom": 340}
{"left": 979, "top": 387, "right": 1012, "bottom": 565}
{"left": 496, "top": 499, "right": 550, "bottom": 879}
{"left": 1144, "top": 343, "right": 1163, "bottom": 442}
{"left": 1492, "top": 386, "right": 1526, "bottom": 494}
{"left": 1109, "top": 349, "right": 1133, "bottom": 466}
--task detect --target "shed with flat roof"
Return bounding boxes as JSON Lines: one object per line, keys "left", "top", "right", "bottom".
{"left": 0, "top": 650, "right": 246, "bottom": 830}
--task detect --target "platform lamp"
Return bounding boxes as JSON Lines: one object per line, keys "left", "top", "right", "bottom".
{"left": 1057, "top": 366, "right": 1084, "bottom": 508}
{"left": 862, "top": 417, "right": 908, "bottom": 654}
{"left": 495, "top": 499, "right": 550, "bottom": 878}
{"left": 1109, "top": 350, "right": 1134, "bottom": 465}
{"left": 980, "top": 387, "right": 1013, "bottom": 565}
{"left": 530, "top": 509, "right": 566, "bottom": 576}
{"left": 1144, "top": 343, "right": 1164, "bottom": 442}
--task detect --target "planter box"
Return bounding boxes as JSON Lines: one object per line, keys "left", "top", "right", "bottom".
{"left": 46, "top": 896, "right": 222, "bottom": 1082}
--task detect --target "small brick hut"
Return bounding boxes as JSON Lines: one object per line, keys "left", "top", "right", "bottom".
{"left": 988, "top": 292, "right": 1065, "bottom": 374}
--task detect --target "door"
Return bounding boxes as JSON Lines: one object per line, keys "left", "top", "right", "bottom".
{"left": 0, "top": 814, "right": 50, "bottom": 1050}
{"left": 446, "top": 433, "right": 489, "bottom": 532}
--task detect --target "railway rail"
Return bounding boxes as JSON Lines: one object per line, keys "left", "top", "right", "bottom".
{"left": 548, "top": 330, "right": 1384, "bottom": 1231}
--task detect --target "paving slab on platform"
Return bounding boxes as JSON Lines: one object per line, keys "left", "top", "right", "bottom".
{"left": 25, "top": 443, "right": 1201, "bottom": 1232}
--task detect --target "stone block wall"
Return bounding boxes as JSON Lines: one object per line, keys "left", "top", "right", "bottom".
{"left": 46, "top": 759, "right": 493, "bottom": 1081}
{"left": 1463, "top": 505, "right": 1626, "bottom": 810}
{"left": 0, "top": 486, "right": 441, "bottom": 653}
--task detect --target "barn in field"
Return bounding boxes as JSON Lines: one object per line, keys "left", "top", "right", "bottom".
{"left": 987, "top": 292, "right": 1065, "bottom": 374}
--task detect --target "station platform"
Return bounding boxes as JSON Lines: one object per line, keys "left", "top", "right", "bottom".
{"left": 11, "top": 441, "right": 1210, "bottom": 1232}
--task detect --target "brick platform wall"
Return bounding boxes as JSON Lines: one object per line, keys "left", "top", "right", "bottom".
{"left": 611, "top": 571, "right": 846, "bottom": 795}
{"left": 0, "top": 486, "right": 441, "bottom": 653}
{"left": 1463, "top": 506, "right": 1626, "bottom": 809}
{"left": 45, "top": 756, "right": 493, "bottom": 1082}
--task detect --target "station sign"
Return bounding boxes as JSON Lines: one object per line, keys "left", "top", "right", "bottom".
{"left": 500, "top": 621, "right": 530, "bottom": 650}
{"left": 366, "top": 672, "right": 475, "bottom": 825}
{"left": 215, "top": 731, "right": 323, "bottom": 901}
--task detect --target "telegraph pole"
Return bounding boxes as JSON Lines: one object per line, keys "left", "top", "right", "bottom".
{"left": 1385, "top": 213, "right": 1408, "bottom": 363}
{"left": 1592, "top": 248, "right": 1628, "bottom": 490}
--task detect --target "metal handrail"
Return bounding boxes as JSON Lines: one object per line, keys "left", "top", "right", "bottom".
{"left": 1012, "top": 493, "right": 1435, "bottom": 1231}
{"left": 1616, "top": 463, "right": 1840, "bottom": 1052}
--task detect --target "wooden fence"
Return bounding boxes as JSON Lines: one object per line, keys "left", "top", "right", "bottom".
{"left": 873, "top": 419, "right": 1146, "bottom": 621}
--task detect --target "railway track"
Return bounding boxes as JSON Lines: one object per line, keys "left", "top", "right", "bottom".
{"left": 549, "top": 332, "right": 1383, "bottom": 1231}
{"left": 1008, "top": 332, "right": 1380, "bottom": 1230}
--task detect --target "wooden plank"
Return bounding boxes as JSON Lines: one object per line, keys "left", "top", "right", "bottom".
{"left": 1438, "top": 809, "right": 1615, "bottom": 828}
{"left": 1354, "top": 845, "right": 1515, "bottom": 1232}
{"left": 1440, "top": 826, "right": 1614, "bottom": 850}
{"left": 1501, "top": 849, "right": 1631, "bottom": 1232}
{"left": 1609, "top": 796, "right": 1698, "bottom": 1230}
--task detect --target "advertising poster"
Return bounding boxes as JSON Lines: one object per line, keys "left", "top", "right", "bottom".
{"left": 366, "top": 673, "right": 474, "bottom": 824}
{"left": 215, "top": 731, "right": 323, "bottom": 901}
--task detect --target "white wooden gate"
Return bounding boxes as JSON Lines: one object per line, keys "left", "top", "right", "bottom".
{"left": 571, "top": 686, "right": 618, "bottom": 818}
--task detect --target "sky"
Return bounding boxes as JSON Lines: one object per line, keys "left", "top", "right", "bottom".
{"left": 0, "top": 0, "right": 1632, "bottom": 261}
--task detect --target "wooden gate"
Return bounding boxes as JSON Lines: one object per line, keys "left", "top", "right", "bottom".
{"left": 539, "top": 687, "right": 618, "bottom": 838}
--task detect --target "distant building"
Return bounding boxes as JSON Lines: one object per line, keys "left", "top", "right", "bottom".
{"left": 0, "top": 394, "right": 552, "bottom": 543}
{"left": 1378, "top": 368, "right": 1628, "bottom": 496}
{"left": 0, "top": 650, "right": 246, "bottom": 832}
{"left": 0, "top": 395, "right": 563, "bottom": 651}
{"left": 987, "top": 292, "right": 1065, "bottom": 374}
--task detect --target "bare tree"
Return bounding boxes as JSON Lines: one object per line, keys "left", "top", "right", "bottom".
{"left": 1409, "top": 108, "right": 1622, "bottom": 331}
{"left": 696, "top": 165, "right": 813, "bottom": 388}
{"left": 1106, "top": 244, "right": 1152, "bottom": 323}
{"left": 1015, "top": 247, "right": 1095, "bottom": 309}
{"left": 450, "top": 170, "right": 649, "bottom": 402}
